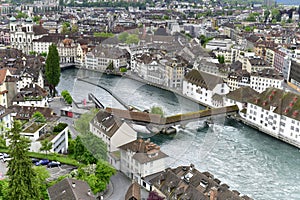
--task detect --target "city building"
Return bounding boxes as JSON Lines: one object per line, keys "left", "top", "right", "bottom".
{"left": 90, "top": 109, "right": 137, "bottom": 152}
{"left": 148, "top": 164, "right": 252, "bottom": 200}
{"left": 273, "top": 48, "right": 286, "bottom": 73}
{"left": 183, "top": 69, "right": 230, "bottom": 107}
{"left": 205, "top": 39, "right": 233, "bottom": 51}
{"left": 85, "top": 45, "right": 129, "bottom": 71}
{"left": 9, "top": 17, "right": 48, "bottom": 54}
{"left": 287, "top": 60, "right": 300, "bottom": 91}
{"left": 0, "top": 105, "right": 12, "bottom": 132}
{"left": 24, "top": 122, "right": 69, "bottom": 153}
{"left": 226, "top": 70, "right": 250, "bottom": 91}
{"left": 246, "top": 88, "right": 300, "bottom": 148}
{"left": 119, "top": 138, "right": 168, "bottom": 186}
{"left": 244, "top": 57, "right": 272, "bottom": 73}
{"left": 226, "top": 86, "right": 259, "bottom": 118}
{"left": 250, "top": 69, "right": 283, "bottom": 93}
{"left": 12, "top": 84, "right": 49, "bottom": 107}
{"left": 48, "top": 178, "right": 96, "bottom": 200}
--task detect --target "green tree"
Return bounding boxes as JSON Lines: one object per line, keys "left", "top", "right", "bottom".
{"left": 118, "top": 32, "right": 129, "bottom": 43}
{"left": 77, "top": 161, "right": 116, "bottom": 194}
{"left": 126, "top": 34, "right": 139, "bottom": 44}
{"left": 217, "top": 55, "right": 225, "bottom": 64}
{"left": 32, "top": 111, "right": 46, "bottom": 123}
{"left": 33, "top": 166, "right": 50, "bottom": 199}
{"left": 16, "top": 11, "right": 28, "bottom": 19}
{"left": 0, "top": 180, "right": 8, "bottom": 199}
{"left": 33, "top": 15, "right": 41, "bottom": 24}
{"left": 71, "top": 24, "right": 79, "bottom": 33}
{"left": 7, "top": 120, "right": 40, "bottom": 200}
{"left": 61, "top": 22, "right": 70, "bottom": 34}
{"left": 150, "top": 106, "right": 164, "bottom": 117}
{"left": 74, "top": 109, "right": 98, "bottom": 135}
{"left": 93, "top": 32, "right": 114, "bottom": 38}
{"left": 29, "top": 51, "right": 37, "bottom": 55}
{"left": 94, "top": 160, "right": 116, "bottom": 192}
{"left": 40, "top": 52, "right": 47, "bottom": 57}
{"left": 40, "top": 139, "right": 53, "bottom": 155}
{"left": 45, "top": 44, "right": 60, "bottom": 97}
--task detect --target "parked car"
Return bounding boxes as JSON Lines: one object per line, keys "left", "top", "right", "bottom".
{"left": 1, "top": 154, "right": 11, "bottom": 162}
{"left": 47, "top": 161, "right": 61, "bottom": 168}
{"left": 0, "top": 153, "right": 7, "bottom": 160}
{"left": 35, "top": 159, "right": 50, "bottom": 166}
{"left": 31, "top": 158, "right": 39, "bottom": 164}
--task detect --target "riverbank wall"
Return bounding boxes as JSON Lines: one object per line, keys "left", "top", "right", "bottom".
{"left": 233, "top": 115, "right": 300, "bottom": 149}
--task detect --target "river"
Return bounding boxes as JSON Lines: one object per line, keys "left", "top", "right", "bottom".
{"left": 58, "top": 68, "right": 300, "bottom": 200}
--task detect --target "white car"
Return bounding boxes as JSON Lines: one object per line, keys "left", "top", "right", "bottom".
{"left": 1, "top": 153, "right": 11, "bottom": 162}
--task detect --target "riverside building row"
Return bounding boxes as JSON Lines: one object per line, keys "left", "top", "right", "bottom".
{"left": 89, "top": 109, "right": 252, "bottom": 200}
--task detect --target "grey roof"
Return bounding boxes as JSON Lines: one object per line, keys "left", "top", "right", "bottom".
{"left": 90, "top": 45, "right": 129, "bottom": 59}
{"left": 227, "top": 86, "right": 259, "bottom": 102}
{"left": 47, "top": 178, "right": 96, "bottom": 200}
{"left": 184, "top": 69, "right": 224, "bottom": 90}
{"left": 149, "top": 165, "right": 251, "bottom": 200}
{"left": 91, "top": 110, "right": 123, "bottom": 138}
{"left": 119, "top": 139, "right": 168, "bottom": 164}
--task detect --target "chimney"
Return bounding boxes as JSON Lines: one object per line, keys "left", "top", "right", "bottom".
{"left": 209, "top": 187, "right": 218, "bottom": 200}
{"left": 87, "top": 189, "right": 91, "bottom": 196}
{"left": 190, "top": 164, "right": 194, "bottom": 172}
{"left": 72, "top": 182, "right": 76, "bottom": 188}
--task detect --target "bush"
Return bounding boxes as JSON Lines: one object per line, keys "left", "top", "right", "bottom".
{"left": 120, "top": 67, "right": 127, "bottom": 73}
{"left": 53, "top": 123, "right": 68, "bottom": 133}
{"left": 61, "top": 90, "right": 69, "bottom": 98}
{"left": 61, "top": 90, "right": 73, "bottom": 104}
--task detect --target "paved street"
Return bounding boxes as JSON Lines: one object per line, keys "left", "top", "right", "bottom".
{"left": 49, "top": 97, "right": 80, "bottom": 138}
{"left": 104, "top": 172, "right": 149, "bottom": 200}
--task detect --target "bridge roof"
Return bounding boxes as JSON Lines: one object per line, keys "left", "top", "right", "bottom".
{"left": 105, "top": 105, "right": 238, "bottom": 125}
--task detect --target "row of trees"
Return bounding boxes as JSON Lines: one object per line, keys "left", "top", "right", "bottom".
{"left": 4, "top": 121, "right": 49, "bottom": 200}
{"left": 118, "top": 32, "right": 139, "bottom": 44}
{"left": 1, "top": 108, "right": 114, "bottom": 199}
{"left": 61, "top": 90, "right": 73, "bottom": 104}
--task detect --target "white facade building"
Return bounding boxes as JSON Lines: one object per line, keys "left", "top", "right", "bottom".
{"left": 245, "top": 88, "right": 300, "bottom": 148}
{"left": 182, "top": 69, "right": 230, "bottom": 107}
{"left": 20, "top": 122, "right": 68, "bottom": 153}
{"left": 85, "top": 46, "right": 128, "bottom": 71}
{"left": 119, "top": 138, "right": 168, "bottom": 185}
{"left": 90, "top": 110, "right": 137, "bottom": 153}
{"left": 250, "top": 69, "right": 283, "bottom": 93}
{"left": 9, "top": 17, "right": 48, "bottom": 54}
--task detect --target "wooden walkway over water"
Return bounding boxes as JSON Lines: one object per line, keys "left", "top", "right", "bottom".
{"left": 105, "top": 105, "right": 239, "bottom": 127}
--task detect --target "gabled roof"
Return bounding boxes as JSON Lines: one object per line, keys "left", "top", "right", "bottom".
{"left": 248, "top": 88, "right": 300, "bottom": 120}
{"left": 33, "top": 25, "right": 48, "bottom": 35}
{"left": 184, "top": 69, "right": 224, "bottom": 90}
{"left": 149, "top": 165, "right": 250, "bottom": 200}
{"left": 47, "top": 178, "right": 95, "bottom": 200}
{"left": 125, "top": 182, "right": 141, "bottom": 200}
{"left": 92, "top": 110, "right": 124, "bottom": 138}
{"left": 119, "top": 139, "right": 168, "bottom": 164}
{"left": 227, "top": 86, "right": 259, "bottom": 102}
{"left": 12, "top": 84, "right": 48, "bottom": 103}
{"left": 9, "top": 105, "right": 57, "bottom": 121}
